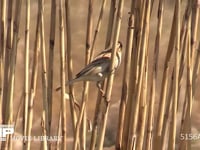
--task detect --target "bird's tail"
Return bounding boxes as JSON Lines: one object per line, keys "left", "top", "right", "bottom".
{"left": 55, "top": 78, "right": 80, "bottom": 91}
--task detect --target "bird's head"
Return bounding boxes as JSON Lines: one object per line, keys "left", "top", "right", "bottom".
{"left": 117, "top": 41, "right": 123, "bottom": 51}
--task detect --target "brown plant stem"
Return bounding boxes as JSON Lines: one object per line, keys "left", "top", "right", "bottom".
{"left": 96, "top": 0, "right": 124, "bottom": 149}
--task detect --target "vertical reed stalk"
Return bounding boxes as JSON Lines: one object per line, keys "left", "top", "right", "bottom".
{"left": 39, "top": 0, "right": 49, "bottom": 149}
{"left": 127, "top": 0, "right": 150, "bottom": 149}
{"left": 122, "top": 1, "right": 141, "bottom": 149}
{"left": 59, "top": 0, "right": 67, "bottom": 149}
{"left": 0, "top": 0, "right": 7, "bottom": 114}
{"left": 90, "top": 0, "right": 107, "bottom": 62}
{"left": 169, "top": 0, "right": 180, "bottom": 149}
{"left": 2, "top": 0, "right": 13, "bottom": 124}
{"left": 96, "top": 0, "right": 124, "bottom": 149}
{"left": 186, "top": 18, "right": 193, "bottom": 149}
{"left": 191, "top": 0, "right": 199, "bottom": 96}
{"left": 90, "top": 1, "right": 116, "bottom": 148}
{"left": 25, "top": 3, "right": 41, "bottom": 149}
{"left": 5, "top": 0, "right": 22, "bottom": 124}
{"left": 89, "top": 81, "right": 104, "bottom": 150}
{"left": 137, "top": 52, "right": 148, "bottom": 150}
{"left": 1, "top": 0, "right": 21, "bottom": 149}
{"left": 65, "top": 0, "right": 77, "bottom": 133}
{"left": 73, "top": 0, "right": 94, "bottom": 149}
{"left": 161, "top": 71, "right": 173, "bottom": 150}
{"left": 146, "top": 0, "right": 164, "bottom": 149}
{"left": 105, "top": 0, "right": 116, "bottom": 47}
{"left": 154, "top": 3, "right": 176, "bottom": 149}
{"left": 56, "top": 111, "right": 62, "bottom": 150}
{"left": 47, "top": 0, "right": 56, "bottom": 135}
{"left": 23, "top": 0, "right": 30, "bottom": 142}
{"left": 115, "top": 5, "right": 134, "bottom": 148}
{"left": 191, "top": 0, "right": 199, "bottom": 65}
{"left": 81, "top": 0, "right": 95, "bottom": 148}
{"left": 192, "top": 42, "right": 200, "bottom": 95}
{"left": 85, "top": 1, "right": 107, "bottom": 148}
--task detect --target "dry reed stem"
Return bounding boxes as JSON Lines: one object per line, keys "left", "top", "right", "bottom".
{"left": 96, "top": 0, "right": 124, "bottom": 149}
{"left": 2, "top": 0, "right": 13, "bottom": 125}
{"left": 90, "top": 0, "right": 107, "bottom": 62}
{"left": 191, "top": 0, "right": 199, "bottom": 66}
{"left": 90, "top": 1, "right": 116, "bottom": 148}
{"left": 178, "top": 31, "right": 191, "bottom": 149}
{"left": 186, "top": 19, "right": 193, "bottom": 149}
{"left": 41, "top": 113, "right": 48, "bottom": 150}
{"left": 25, "top": 3, "right": 41, "bottom": 149}
{"left": 115, "top": 7, "right": 134, "bottom": 149}
{"left": 73, "top": 83, "right": 88, "bottom": 150}
{"left": 59, "top": 0, "right": 67, "bottom": 149}
{"left": 122, "top": 1, "right": 141, "bottom": 149}
{"left": 76, "top": 0, "right": 111, "bottom": 146}
{"left": 137, "top": 53, "right": 148, "bottom": 150}
{"left": 192, "top": 42, "right": 200, "bottom": 95}
{"left": 1, "top": 0, "right": 22, "bottom": 149}
{"left": 23, "top": 0, "right": 30, "bottom": 141}
{"left": 73, "top": 0, "right": 94, "bottom": 149}
{"left": 80, "top": 0, "right": 95, "bottom": 148}
{"left": 146, "top": 0, "right": 164, "bottom": 149}
{"left": 73, "top": 86, "right": 87, "bottom": 150}
{"left": 177, "top": 0, "right": 192, "bottom": 109}
{"left": 39, "top": 0, "right": 49, "bottom": 148}
{"left": 65, "top": 0, "right": 77, "bottom": 133}
{"left": 5, "top": 0, "right": 22, "bottom": 124}
{"left": 177, "top": 25, "right": 192, "bottom": 150}
{"left": 169, "top": 0, "right": 180, "bottom": 149}
{"left": 154, "top": 3, "right": 177, "bottom": 149}
{"left": 123, "top": 3, "right": 145, "bottom": 147}
{"left": 120, "top": 2, "right": 137, "bottom": 149}
{"left": 127, "top": 0, "right": 150, "bottom": 149}
{"left": 89, "top": 81, "right": 105, "bottom": 150}
{"left": 105, "top": 0, "right": 117, "bottom": 47}
{"left": 191, "top": 0, "right": 199, "bottom": 96}
{"left": 0, "top": 0, "right": 7, "bottom": 114}
{"left": 0, "top": 0, "right": 7, "bottom": 123}
{"left": 47, "top": 0, "right": 56, "bottom": 135}
{"left": 56, "top": 111, "right": 62, "bottom": 150}
{"left": 161, "top": 71, "right": 173, "bottom": 150}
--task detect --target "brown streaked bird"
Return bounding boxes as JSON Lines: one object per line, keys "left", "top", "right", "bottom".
{"left": 56, "top": 41, "right": 122, "bottom": 91}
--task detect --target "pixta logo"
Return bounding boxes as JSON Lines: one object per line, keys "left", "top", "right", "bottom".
{"left": 0, "top": 125, "right": 14, "bottom": 141}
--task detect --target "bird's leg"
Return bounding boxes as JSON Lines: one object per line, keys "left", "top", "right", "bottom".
{"left": 96, "top": 81, "right": 105, "bottom": 96}
{"left": 87, "top": 118, "right": 92, "bottom": 132}
{"left": 110, "top": 69, "right": 115, "bottom": 75}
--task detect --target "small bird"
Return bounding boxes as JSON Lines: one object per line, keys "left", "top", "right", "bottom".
{"left": 56, "top": 41, "right": 122, "bottom": 91}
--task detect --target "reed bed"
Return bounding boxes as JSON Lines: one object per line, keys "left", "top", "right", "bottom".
{"left": 0, "top": 0, "right": 200, "bottom": 150}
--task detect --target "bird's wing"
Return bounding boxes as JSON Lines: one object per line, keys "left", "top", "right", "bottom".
{"left": 94, "top": 48, "right": 112, "bottom": 60}
{"left": 75, "top": 57, "right": 110, "bottom": 78}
